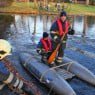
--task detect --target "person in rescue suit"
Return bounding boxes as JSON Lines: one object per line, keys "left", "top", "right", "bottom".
{"left": 37, "top": 32, "right": 54, "bottom": 67}
{"left": 50, "top": 11, "right": 75, "bottom": 66}
{"left": 0, "top": 39, "right": 33, "bottom": 94}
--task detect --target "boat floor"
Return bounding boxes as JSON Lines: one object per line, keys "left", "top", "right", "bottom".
{"left": 56, "top": 68, "right": 75, "bottom": 80}
{"left": 31, "top": 50, "right": 75, "bottom": 80}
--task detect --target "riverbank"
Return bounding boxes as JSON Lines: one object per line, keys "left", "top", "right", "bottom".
{"left": 0, "top": 2, "right": 95, "bottom": 16}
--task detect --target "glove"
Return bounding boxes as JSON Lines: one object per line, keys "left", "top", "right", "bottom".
{"left": 68, "top": 28, "right": 75, "bottom": 35}
{"left": 55, "top": 37, "right": 62, "bottom": 43}
{"left": 37, "top": 49, "right": 47, "bottom": 55}
{"left": 53, "top": 35, "right": 62, "bottom": 43}
{"left": 37, "top": 49, "right": 42, "bottom": 54}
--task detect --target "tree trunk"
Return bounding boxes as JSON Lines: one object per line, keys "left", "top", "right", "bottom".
{"left": 74, "top": 0, "right": 77, "bottom": 3}
{"left": 34, "top": 0, "right": 37, "bottom": 7}
{"left": 82, "top": 16, "right": 87, "bottom": 38}
{"left": 86, "top": 0, "right": 89, "bottom": 5}
{"left": 33, "top": 16, "right": 37, "bottom": 34}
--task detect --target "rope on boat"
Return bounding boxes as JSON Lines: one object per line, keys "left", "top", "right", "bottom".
{"left": 67, "top": 62, "right": 74, "bottom": 71}
{"left": 48, "top": 85, "right": 54, "bottom": 95}
{"left": 40, "top": 62, "right": 73, "bottom": 83}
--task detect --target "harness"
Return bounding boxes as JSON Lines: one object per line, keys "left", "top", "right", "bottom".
{"left": 41, "top": 38, "right": 52, "bottom": 52}
{"left": 57, "top": 19, "right": 70, "bottom": 36}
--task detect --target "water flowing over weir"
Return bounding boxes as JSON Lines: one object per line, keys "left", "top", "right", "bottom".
{"left": 0, "top": 14, "right": 95, "bottom": 95}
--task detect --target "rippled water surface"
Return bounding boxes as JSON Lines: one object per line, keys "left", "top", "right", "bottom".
{"left": 0, "top": 14, "right": 95, "bottom": 95}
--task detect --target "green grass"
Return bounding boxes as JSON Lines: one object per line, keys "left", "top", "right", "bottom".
{"left": 0, "top": 2, "right": 38, "bottom": 14}
{"left": 68, "top": 3, "right": 95, "bottom": 15}
{"left": 0, "top": 2, "right": 95, "bottom": 15}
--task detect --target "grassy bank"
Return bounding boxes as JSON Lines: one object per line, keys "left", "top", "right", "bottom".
{"left": 0, "top": 2, "right": 95, "bottom": 16}
{"left": 68, "top": 3, "right": 95, "bottom": 15}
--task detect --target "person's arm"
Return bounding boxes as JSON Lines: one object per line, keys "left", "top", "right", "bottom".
{"left": 37, "top": 41, "right": 43, "bottom": 55}
{"left": 50, "top": 22, "right": 60, "bottom": 42}
{"left": 0, "top": 61, "right": 33, "bottom": 95}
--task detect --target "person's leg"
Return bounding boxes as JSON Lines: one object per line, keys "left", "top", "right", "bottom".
{"left": 41, "top": 52, "right": 48, "bottom": 64}
{"left": 52, "top": 41, "right": 58, "bottom": 60}
{"left": 56, "top": 42, "right": 66, "bottom": 66}
{"left": 55, "top": 43, "right": 63, "bottom": 66}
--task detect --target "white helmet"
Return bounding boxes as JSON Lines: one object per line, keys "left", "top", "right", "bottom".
{"left": 0, "top": 39, "right": 12, "bottom": 60}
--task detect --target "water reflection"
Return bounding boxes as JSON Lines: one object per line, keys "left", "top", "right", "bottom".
{"left": 0, "top": 14, "right": 14, "bottom": 39}
{"left": 0, "top": 14, "right": 95, "bottom": 46}
{"left": 73, "top": 16, "right": 84, "bottom": 36}
{"left": 86, "top": 16, "right": 95, "bottom": 38}
{"left": 73, "top": 15, "right": 95, "bottom": 39}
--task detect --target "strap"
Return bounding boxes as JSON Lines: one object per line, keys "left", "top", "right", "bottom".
{"left": 57, "top": 19, "right": 70, "bottom": 37}
{"left": 4, "top": 72, "right": 14, "bottom": 84}
{"left": 13, "top": 78, "right": 19, "bottom": 87}
{"left": 18, "top": 80, "right": 23, "bottom": 89}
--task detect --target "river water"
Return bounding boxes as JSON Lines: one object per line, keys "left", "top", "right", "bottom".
{"left": 0, "top": 14, "right": 95, "bottom": 44}
{"left": 0, "top": 14, "right": 95, "bottom": 95}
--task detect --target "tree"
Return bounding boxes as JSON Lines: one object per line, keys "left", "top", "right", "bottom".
{"left": 34, "top": 0, "right": 37, "bottom": 6}
{"left": 90, "top": 0, "right": 95, "bottom": 5}
{"left": 86, "top": 0, "right": 90, "bottom": 5}
{"left": 73, "top": 0, "right": 77, "bottom": 3}
{"left": 0, "top": 15, "right": 14, "bottom": 39}
{"left": 0, "top": 0, "right": 14, "bottom": 7}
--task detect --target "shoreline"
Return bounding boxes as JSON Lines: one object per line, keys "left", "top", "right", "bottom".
{"left": 0, "top": 2, "right": 95, "bottom": 16}
{"left": 0, "top": 10, "right": 95, "bottom": 16}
